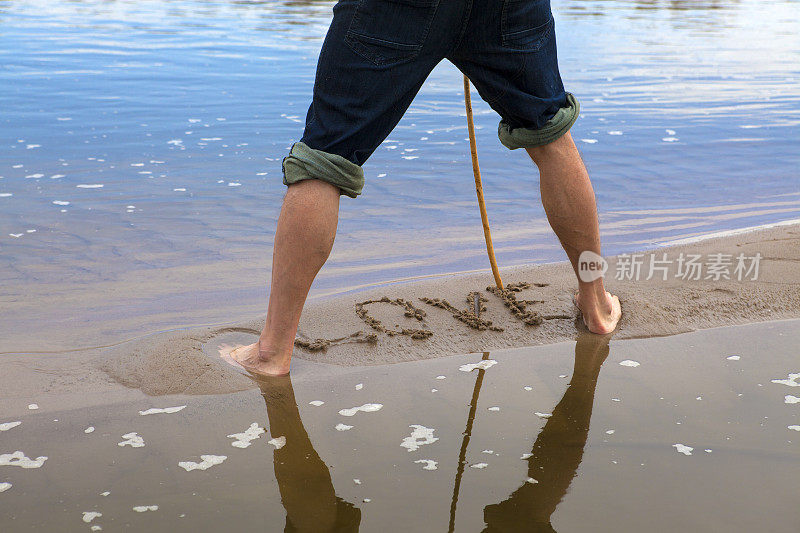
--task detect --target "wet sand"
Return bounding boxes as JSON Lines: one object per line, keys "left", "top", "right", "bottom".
{"left": 1, "top": 320, "right": 798, "bottom": 532}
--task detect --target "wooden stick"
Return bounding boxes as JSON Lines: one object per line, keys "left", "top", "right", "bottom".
{"left": 463, "top": 75, "right": 504, "bottom": 290}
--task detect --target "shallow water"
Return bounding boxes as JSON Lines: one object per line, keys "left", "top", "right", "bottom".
{"left": 1, "top": 320, "right": 798, "bottom": 531}
{"left": 1, "top": 0, "right": 798, "bottom": 352}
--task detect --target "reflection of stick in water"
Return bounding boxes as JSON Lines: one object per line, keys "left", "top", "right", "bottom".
{"left": 258, "top": 375, "right": 361, "bottom": 532}
{"left": 482, "top": 333, "right": 611, "bottom": 533}
{"left": 449, "top": 351, "right": 492, "bottom": 533}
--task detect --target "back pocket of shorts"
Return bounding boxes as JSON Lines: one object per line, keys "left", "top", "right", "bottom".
{"left": 501, "top": 0, "right": 554, "bottom": 51}
{"left": 345, "top": 0, "right": 439, "bottom": 65}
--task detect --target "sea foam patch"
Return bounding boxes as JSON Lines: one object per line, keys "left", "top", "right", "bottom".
{"left": 178, "top": 455, "right": 227, "bottom": 471}
{"left": 459, "top": 360, "right": 497, "bottom": 372}
{"left": 414, "top": 459, "right": 438, "bottom": 471}
{"left": 335, "top": 423, "right": 353, "bottom": 431}
{"left": 82, "top": 511, "right": 102, "bottom": 523}
{"left": 400, "top": 425, "right": 438, "bottom": 452}
{"left": 0, "top": 451, "right": 48, "bottom": 468}
{"left": 227, "top": 423, "right": 265, "bottom": 448}
{"left": 620, "top": 360, "right": 640, "bottom": 367}
{"left": 338, "top": 403, "right": 383, "bottom": 417}
{"left": 0, "top": 422, "right": 21, "bottom": 431}
{"left": 771, "top": 373, "right": 799, "bottom": 387}
{"left": 133, "top": 505, "right": 158, "bottom": 512}
{"left": 672, "top": 444, "right": 693, "bottom": 456}
{"left": 118, "top": 433, "right": 145, "bottom": 448}
{"left": 268, "top": 436, "right": 286, "bottom": 450}
{"left": 139, "top": 406, "right": 186, "bottom": 416}
{"left": 0, "top": 482, "right": 11, "bottom": 493}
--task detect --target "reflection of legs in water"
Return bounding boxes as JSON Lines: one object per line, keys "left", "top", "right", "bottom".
{"left": 258, "top": 375, "right": 361, "bottom": 532}
{"left": 483, "top": 333, "right": 611, "bottom": 532}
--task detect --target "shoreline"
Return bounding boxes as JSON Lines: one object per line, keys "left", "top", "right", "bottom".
{"left": 0, "top": 220, "right": 797, "bottom": 400}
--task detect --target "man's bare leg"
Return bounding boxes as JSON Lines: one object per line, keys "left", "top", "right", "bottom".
{"left": 526, "top": 132, "right": 622, "bottom": 334}
{"left": 225, "top": 179, "right": 341, "bottom": 376}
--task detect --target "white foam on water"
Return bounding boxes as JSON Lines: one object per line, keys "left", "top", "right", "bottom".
{"left": 662, "top": 137, "right": 679, "bottom": 142}
{"left": 50, "top": 174, "right": 65, "bottom": 179}
{"left": 400, "top": 425, "right": 438, "bottom": 452}
{"left": 85, "top": 427, "right": 95, "bottom": 433}
{"left": 173, "top": 188, "right": 186, "bottom": 192}
{"left": 200, "top": 138, "right": 222, "bottom": 141}
{"left": 133, "top": 505, "right": 158, "bottom": 512}
{"left": 52, "top": 201, "right": 70, "bottom": 206}
{"left": 355, "top": 383, "right": 363, "bottom": 390}
{"left": 77, "top": 184, "right": 103, "bottom": 189}
{"left": 26, "top": 144, "right": 41, "bottom": 149}
{"left": 459, "top": 360, "right": 497, "bottom": 372}
{"left": 178, "top": 455, "right": 227, "bottom": 471}
{"left": 309, "top": 400, "right": 325, "bottom": 406}
{"left": 25, "top": 174, "right": 44, "bottom": 179}
{"left": 402, "top": 156, "right": 419, "bottom": 160}
{"left": 0, "top": 451, "right": 47, "bottom": 468}
{"left": 771, "top": 373, "right": 800, "bottom": 387}
{"left": 27, "top": 404, "right": 38, "bottom": 410}
{"left": 353, "top": 479, "right": 361, "bottom": 484}
{"left": 534, "top": 412, "right": 552, "bottom": 419}
{"left": 268, "top": 436, "right": 286, "bottom": 449}
{"left": 666, "top": 129, "right": 677, "bottom": 135}
{"left": 227, "top": 423, "right": 265, "bottom": 448}
{"left": 82, "top": 511, "right": 102, "bottom": 523}
{"left": 672, "top": 444, "right": 693, "bottom": 456}
{"left": 520, "top": 453, "right": 533, "bottom": 460}
{"left": 523, "top": 386, "right": 532, "bottom": 391}
{"left": 435, "top": 375, "right": 446, "bottom": 380}
{"left": 139, "top": 406, "right": 186, "bottom": 416}
{"left": 338, "top": 403, "right": 383, "bottom": 417}
{"left": 470, "top": 463, "right": 488, "bottom": 469}
{"left": 118, "top": 432, "right": 145, "bottom": 448}
{"left": 620, "top": 360, "right": 640, "bottom": 367}
{"left": 581, "top": 139, "right": 598, "bottom": 144}
{"left": 227, "top": 182, "right": 241, "bottom": 187}
{"left": 608, "top": 131, "right": 623, "bottom": 135}
{"left": 0, "top": 422, "right": 21, "bottom": 431}
{"left": 57, "top": 117, "right": 72, "bottom": 121}
{"left": 788, "top": 425, "right": 800, "bottom": 432}
{"left": 188, "top": 118, "right": 201, "bottom": 123}
{"left": 526, "top": 478, "right": 538, "bottom": 484}
{"left": 377, "top": 173, "right": 387, "bottom": 178}
{"left": 414, "top": 459, "right": 438, "bottom": 471}
{"left": 611, "top": 398, "right": 621, "bottom": 402}
{"left": 0, "top": 193, "right": 12, "bottom": 197}
{"left": 335, "top": 423, "right": 353, "bottom": 431}
{"left": 91, "top": 526, "right": 102, "bottom": 532}
{"left": 605, "top": 429, "right": 615, "bottom": 434}
{"left": 0, "top": 482, "right": 11, "bottom": 492}
{"left": 487, "top": 407, "right": 500, "bottom": 412}
{"left": 696, "top": 396, "right": 702, "bottom": 400}
{"left": 705, "top": 449, "right": 712, "bottom": 453}
{"left": 431, "top": 389, "right": 438, "bottom": 393}
{"left": 559, "top": 374, "right": 567, "bottom": 378}
{"left": 9, "top": 234, "right": 23, "bottom": 238}
{"left": 100, "top": 491, "right": 110, "bottom": 496}
{"left": 363, "top": 498, "right": 371, "bottom": 503}
{"left": 726, "top": 355, "right": 741, "bottom": 361}
{"left": 785, "top": 395, "right": 800, "bottom": 404}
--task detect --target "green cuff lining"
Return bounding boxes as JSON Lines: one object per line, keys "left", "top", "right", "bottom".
{"left": 282, "top": 142, "right": 365, "bottom": 198}
{"left": 498, "top": 93, "right": 580, "bottom": 150}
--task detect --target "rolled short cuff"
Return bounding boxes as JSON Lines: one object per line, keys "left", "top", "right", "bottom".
{"left": 498, "top": 93, "right": 580, "bottom": 150}
{"left": 282, "top": 142, "right": 365, "bottom": 198}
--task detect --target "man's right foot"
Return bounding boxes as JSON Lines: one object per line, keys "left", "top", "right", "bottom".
{"left": 574, "top": 291, "right": 622, "bottom": 335}
{"left": 218, "top": 342, "right": 291, "bottom": 377}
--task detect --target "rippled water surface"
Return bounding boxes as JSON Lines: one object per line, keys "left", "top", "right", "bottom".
{"left": 1, "top": 0, "right": 798, "bottom": 350}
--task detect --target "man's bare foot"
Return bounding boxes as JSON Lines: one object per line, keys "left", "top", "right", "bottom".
{"left": 574, "top": 291, "right": 622, "bottom": 335}
{"left": 218, "top": 341, "right": 291, "bottom": 377}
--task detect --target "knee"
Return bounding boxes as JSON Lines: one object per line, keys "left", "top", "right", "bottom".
{"left": 524, "top": 131, "right": 576, "bottom": 167}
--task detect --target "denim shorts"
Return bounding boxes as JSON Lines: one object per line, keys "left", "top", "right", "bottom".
{"left": 282, "top": 0, "right": 580, "bottom": 198}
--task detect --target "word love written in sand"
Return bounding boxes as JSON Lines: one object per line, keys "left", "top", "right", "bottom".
{"left": 295, "top": 282, "right": 572, "bottom": 351}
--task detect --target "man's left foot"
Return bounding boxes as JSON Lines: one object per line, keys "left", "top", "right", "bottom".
{"left": 218, "top": 342, "right": 291, "bottom": 377}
